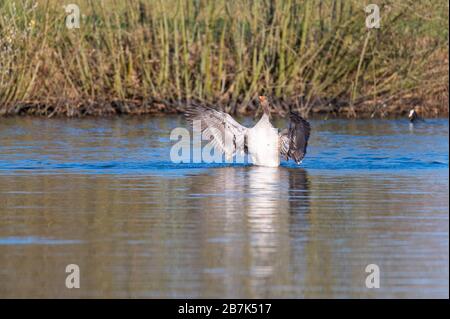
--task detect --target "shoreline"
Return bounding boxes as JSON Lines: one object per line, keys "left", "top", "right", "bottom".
{"left": 1, "top": 97, "right": 448, "bottom": 119}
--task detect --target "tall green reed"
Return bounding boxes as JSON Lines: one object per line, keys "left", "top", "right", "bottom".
{"left": 0, "top": 0, "right": 447, "bottom": 116}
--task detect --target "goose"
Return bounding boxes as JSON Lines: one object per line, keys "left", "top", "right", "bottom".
{"left": 185, "top": 96, "right": 311, "bottom": 167}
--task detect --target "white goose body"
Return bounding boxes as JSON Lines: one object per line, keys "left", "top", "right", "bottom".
{"left": 185, "top": 96, "right": 311, "bottom": 167}
{"left": 247, "top": 114, "right": 280, "bottom": 167}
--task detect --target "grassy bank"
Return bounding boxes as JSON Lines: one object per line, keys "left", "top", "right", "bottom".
{"left": 0, "top": 0, "right": 448, "bottom": 118}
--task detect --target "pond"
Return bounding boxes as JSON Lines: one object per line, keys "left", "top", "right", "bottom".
{"left": 0, "top": 116, "right": 448, "bottom": 298}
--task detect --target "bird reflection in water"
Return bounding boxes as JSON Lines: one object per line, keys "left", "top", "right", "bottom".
{"left": 191, "top": 166, "right": 310, "bottom": 297}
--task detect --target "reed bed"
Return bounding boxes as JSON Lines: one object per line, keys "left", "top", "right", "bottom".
{"left": 0, "top": 0, "right": 448, "bottom": 117}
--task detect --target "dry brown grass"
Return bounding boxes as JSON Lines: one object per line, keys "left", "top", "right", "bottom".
{"left": 0, "top": 0, "right": 448, "bottom": 118}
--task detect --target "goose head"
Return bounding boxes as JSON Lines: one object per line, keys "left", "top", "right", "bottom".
{"left": 258, "top": 96, "right": 271, "bottom": 118}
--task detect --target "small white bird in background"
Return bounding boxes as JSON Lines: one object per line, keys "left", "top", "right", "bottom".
{"left": 408, "top": 109, "right": 424, "bottom": 123}
{"left": 185, "top": 96, "right": 311, "bottom": 167}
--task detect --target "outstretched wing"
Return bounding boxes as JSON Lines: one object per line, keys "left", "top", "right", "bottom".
{"left": 280, "top": 112, "right": 311, "bottom": 164}
{"left": 185, "top": 104, "right": 249, "bottom": 158}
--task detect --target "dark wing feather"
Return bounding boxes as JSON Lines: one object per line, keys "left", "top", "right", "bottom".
{"left": 185, "top": 104, "right": 249, "bottom": 158}
{"left": 279, "top": 112, "right": 311, "bottom": 164}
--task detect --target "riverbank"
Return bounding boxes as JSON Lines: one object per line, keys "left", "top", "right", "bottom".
{"left": 1, "top": 93, "right": 447, "bottom": 119}
{"left": 0, "top": 0, "right": 448, "bottom": 118}
{"left": 2, "top": 65, "right": 448, "bottom": 119}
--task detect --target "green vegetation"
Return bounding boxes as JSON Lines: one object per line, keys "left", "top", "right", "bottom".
{"left": 0, "top": 0, "right": 448, "bottom": 117}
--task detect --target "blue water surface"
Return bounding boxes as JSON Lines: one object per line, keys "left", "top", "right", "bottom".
{"left": 0, "top": 116, "right": 448, "bottom": 298}
{"left": 0, "top": 117, "right": 447, "bottom": 174}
